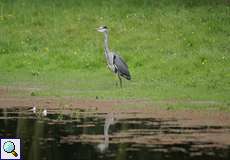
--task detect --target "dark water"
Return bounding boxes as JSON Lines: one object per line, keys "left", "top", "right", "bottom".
{"left": 0, "top": 108, "right": 230, "bottom": 160}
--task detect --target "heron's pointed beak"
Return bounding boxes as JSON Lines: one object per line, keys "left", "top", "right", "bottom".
{"left": 97, "top": 28, "right": 101, "bottom": 32}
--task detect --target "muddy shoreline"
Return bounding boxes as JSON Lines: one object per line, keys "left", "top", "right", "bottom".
{"left": 1, "top": 87, "right": 230, "bottom": 149}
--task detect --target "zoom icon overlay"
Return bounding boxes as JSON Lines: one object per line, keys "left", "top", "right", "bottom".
{"left": 1, "top": 139, "right": 21, "bottom": 159}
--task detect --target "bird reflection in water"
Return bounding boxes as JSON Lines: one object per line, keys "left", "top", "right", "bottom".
{"left": 97, "top": 113, "right": 116, "bottom": 153}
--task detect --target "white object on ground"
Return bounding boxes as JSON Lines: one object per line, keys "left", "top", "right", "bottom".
{"left": 42, "top": 109, "right": 47, "bottom": 116}
{"left": 32, "top": 106, "right": 36, "bottom": 113}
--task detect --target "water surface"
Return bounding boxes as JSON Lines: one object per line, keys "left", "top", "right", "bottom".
{"left": 0, "top": 108, "right": 229, "bottom": 160}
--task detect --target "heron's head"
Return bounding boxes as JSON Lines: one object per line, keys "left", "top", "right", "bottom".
{"left": 97, "top": 26, "right": 108, "bottom": 33}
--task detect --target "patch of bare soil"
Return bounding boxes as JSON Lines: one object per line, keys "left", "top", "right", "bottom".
{"left": 0, "top": 88, "right": 8, "bottom": 96}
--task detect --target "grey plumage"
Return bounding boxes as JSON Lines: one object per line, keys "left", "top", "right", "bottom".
{"left": 97, "top": 26, "right": 131, "bottom": 87}
{"left": 113, "top": 53, "right": 131, "bottom": 80}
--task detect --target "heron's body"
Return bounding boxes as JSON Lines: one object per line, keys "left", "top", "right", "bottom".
{"left": 98, "top": 26, "right": 131, "bottom": 87}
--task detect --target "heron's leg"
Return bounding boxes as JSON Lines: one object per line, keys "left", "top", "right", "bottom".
{"left": 115, "top": 74, "right": 118, "bottom": 86}
{"left": 118, "top": 74, "right": 122, "bottom": 88}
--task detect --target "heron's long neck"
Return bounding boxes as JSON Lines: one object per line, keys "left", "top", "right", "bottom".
{"left": 104, "top": 31, "right": 110, "bottom": 54}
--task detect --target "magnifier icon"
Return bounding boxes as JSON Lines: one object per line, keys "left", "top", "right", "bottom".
{"left": 3, "top": 141, "right": 18, "bottom": 157}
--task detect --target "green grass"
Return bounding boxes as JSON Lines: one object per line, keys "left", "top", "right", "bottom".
{"left": 163, "top": 103, "right": 230, "bottom": 112}
{"left": 0, "top": 0, "right": 229, "bottom": 104}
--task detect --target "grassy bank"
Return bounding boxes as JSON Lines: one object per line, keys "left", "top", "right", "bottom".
{"left": 0, "top": 0, "right": 229, "bottom": 102}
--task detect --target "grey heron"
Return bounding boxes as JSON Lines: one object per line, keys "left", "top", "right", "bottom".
{"left": 97, "top": 26, "right": 131, "bottom": 87}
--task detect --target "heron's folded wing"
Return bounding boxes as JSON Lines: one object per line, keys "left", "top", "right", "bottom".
{"left": 113, "top": 53, "right": 131, "bottom": 80}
